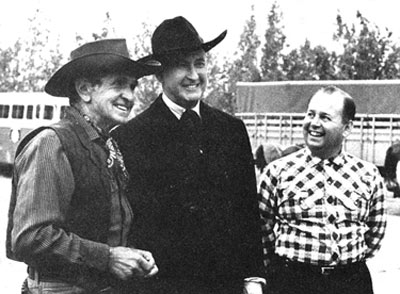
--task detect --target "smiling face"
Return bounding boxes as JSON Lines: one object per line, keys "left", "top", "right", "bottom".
{"left": 157, "top": 49, "right": 207, "bottom": 109}
{"left": 303, "top": 89, "right": 352, "bottom": 159}
{"left": 81, "top": 74, "right": 138, "bottom": 132}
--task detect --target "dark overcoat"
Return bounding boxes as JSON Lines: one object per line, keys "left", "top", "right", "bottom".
{"left": 113, "top": 96, "right": 264, "bottom": 293}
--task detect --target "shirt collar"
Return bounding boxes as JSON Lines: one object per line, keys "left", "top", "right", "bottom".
{"left": 162, "top": 93, "right": 201, "bottom": 119}
{"left": 305, "top": 147, "right": 346, "bottom": 167}
{"left": 67, "top": 107, "right": 103, "bottom": 142}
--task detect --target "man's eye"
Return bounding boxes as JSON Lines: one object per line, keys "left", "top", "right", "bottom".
{"left": 113, "top": 78, "right": 127, "bottom": 87}
{"left": 195, "top": 59, "right": 206, "bottom": 67}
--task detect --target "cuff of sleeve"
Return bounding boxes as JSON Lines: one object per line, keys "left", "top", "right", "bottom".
{"left": 78, "top": 241, "right": 110, "bottom": 271}
{"left": 244, "top": 277, "right": 267, "bottom": 285}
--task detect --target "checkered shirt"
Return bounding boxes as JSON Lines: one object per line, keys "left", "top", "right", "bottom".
{"left": 259, "top": 148, "right": 387, "bottom": 267}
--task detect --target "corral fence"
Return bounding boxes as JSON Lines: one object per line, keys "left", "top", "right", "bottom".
{"left": 236, "top": 112, "right": 400, "bottom": 167}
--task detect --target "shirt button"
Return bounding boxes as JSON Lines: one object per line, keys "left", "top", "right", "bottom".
{"left": 328, "top": 214, "right": 336, "bottom": 223}
{"left": 331, "top": 252, "right": 339, "bottom": 261}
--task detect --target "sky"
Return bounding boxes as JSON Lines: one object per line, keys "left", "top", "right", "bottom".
{"left": 1, "top": 0, "right": 400, "bottom": 59}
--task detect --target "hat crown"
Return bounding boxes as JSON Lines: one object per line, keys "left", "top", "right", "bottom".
{"left": 151, "top": 16, "right": 205, "bottom": 55}
{"left": 45, "top": 38, "right": 161, "bottom": 97}
{"left": 136, "top": 16, "right": 227, "bottom": 64}
{"left": 71, "top": 39, "right": 130, "bottom": 60}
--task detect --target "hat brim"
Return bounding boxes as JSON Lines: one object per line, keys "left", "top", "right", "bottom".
{"left": 201, "top": 30, "right": 227, "bottom": 52}
{"left": 138, "top": 30, "right": 227, "bottom": 64}
{"left": 45, "top": 53, "right": 161, "bottom": 97}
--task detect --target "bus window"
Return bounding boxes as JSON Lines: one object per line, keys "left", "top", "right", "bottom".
{"left": 12, "top": 105, "right": 24, "bottom": 119}
{"left": 27, "top": 105, "right": 33, "bottom": 119}
{"left": 36, "top": 105, "right": 41, "bottom": 119}
{"left": 44, "top": 105, "right": 54, "bottom": 120}
{"left": 0, "top": 105, "right": 10, "bottom": 118}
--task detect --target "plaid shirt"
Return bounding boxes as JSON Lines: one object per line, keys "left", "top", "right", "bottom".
{"left": 259, "top": 148, "right": 387, "bottom": 267}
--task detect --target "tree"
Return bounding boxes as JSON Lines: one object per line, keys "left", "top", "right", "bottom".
{"left": 203, "top": 53, "right": 233, "bottom": 113}
{"left": 333, "top": 11, "right": 400, "bottom": 79}
{"left": 0, "top": 43, "right": 22, "bottom": 91}
{"left": 75, "top": 12, "right": 117, "bottom": 46}
{"left": 129, "top": 21, "right": 161, "bottom": 115}
{"left": 0, "top": 9, "right": 64, "bottom": 92}
{"left": 260, "top": 1, "right": 287, "bottom": 81}
{"left": 282, "top": 41, "right": 337, "bottom": 80}
{"left": 220, "top": 6, "right": 262, "bottom": 114}
{"left": 310, "top": 46, "right": 338, "bottom": 80}
{"left": 233, "top": 10, "right": 262, "bottom": 83}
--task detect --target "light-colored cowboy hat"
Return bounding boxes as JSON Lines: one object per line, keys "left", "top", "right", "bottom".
{"left": 45, "top": 38, "right": 161, "bottom": 97}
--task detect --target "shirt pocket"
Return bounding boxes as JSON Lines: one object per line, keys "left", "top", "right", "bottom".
{"left": 336, "top": 187, "right": 370, "bottom": 222}
{"left": 278, "top": 187, "right": 323, "bottom": 220}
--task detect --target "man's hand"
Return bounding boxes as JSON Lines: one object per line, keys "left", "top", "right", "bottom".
{"left": 108, "top": 247, "right": 158, "bottom": 280}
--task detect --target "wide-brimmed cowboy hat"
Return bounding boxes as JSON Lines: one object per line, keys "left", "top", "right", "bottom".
{"left": 139, "top": 16, "right": 227, "bottom": 63}
{"left": 45, "top": 38, "right": 161, "bottom": 97}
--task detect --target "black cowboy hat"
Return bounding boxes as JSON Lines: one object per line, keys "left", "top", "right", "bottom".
{"left": 45, "top": 38, "right": 161, "bottom": 97}
{"left": 139, "top": 16, "right": 227, "bottom": 63}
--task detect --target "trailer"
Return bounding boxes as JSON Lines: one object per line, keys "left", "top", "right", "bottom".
{"left": 235, "top": 80, "right": 400, "bottom": 166}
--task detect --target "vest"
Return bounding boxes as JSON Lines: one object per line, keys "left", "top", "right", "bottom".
{"left": 7, "top": 111, "right": 114, "bottom": 288}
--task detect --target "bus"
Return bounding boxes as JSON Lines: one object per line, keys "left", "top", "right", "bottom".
{"left": 235, "top": 80, "right": 400, "bottom": 167}
{"left": 0, "top": 93, "right": 69, "bottom": 166}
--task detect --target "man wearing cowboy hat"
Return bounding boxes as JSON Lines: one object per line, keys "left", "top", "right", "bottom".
{"left": 113, "top": 17, "right": 265, "bottom": 294}
{"left": 6, "top": 39, "right": 160, "bottom": 293}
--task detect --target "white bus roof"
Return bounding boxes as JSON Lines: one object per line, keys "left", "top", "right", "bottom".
{"left": 0, "top": 92, "right": 69, "bottom": 105}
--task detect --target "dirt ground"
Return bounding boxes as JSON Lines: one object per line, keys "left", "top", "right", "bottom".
{"left": 1, "top": 175, "right": 399, "bottom": 294}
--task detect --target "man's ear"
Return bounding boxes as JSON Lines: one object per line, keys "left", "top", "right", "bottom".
{"left": 343, "top": 120, "right": 353, "bottom": 138}
{"left": 75, "top": 79, "right": 93, "bottom": 103}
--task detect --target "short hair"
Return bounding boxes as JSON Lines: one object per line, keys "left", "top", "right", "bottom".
{"left": 69, "top": 76, "right": 104, "bottom": 105}
{"left": 309, "top": 85, "right": 356, "bottom": 123}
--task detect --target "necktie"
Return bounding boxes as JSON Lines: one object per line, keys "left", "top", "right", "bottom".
{"left": 180, "top": 109, "right": 201, "bottom": 142}
{"left": 181, "top": 109, "right": 201, "bottom": 129}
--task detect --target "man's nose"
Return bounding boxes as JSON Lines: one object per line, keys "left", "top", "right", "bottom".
{"left": 310, "top": 115, "right": 321, "bottom": 126}
{"left": 122, "top": 86, "right": 135, "bottom": 100}
{"left": 186, "top": 65, "right": 199, "bottom": 80}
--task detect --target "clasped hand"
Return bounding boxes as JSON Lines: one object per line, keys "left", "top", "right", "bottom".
{"left": 108, "top": 247, "right": 158, "bottom": 280}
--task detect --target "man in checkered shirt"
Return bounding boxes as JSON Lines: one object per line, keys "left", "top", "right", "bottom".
{"left": 259, "top": 86, "right": 387, "bottom": 294}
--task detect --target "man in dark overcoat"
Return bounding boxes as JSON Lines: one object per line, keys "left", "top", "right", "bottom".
{"left": 113, "top": 16, "right": 265, "bottom": 294}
